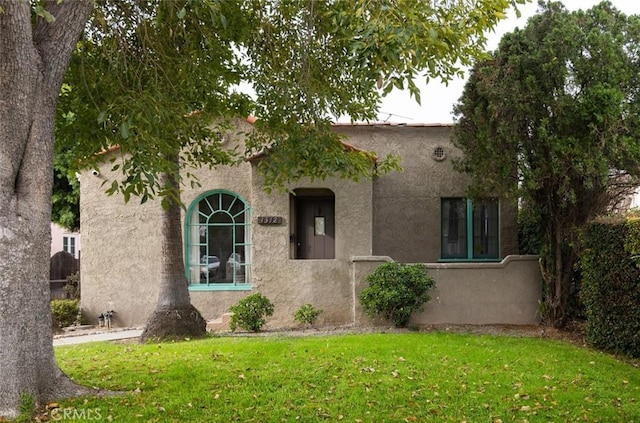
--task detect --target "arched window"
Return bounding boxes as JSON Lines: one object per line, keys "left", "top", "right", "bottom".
{"left": 185, "top": 191, "right": 251, "bottom": 289}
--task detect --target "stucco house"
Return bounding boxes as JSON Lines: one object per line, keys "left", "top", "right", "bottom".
{"left": 79, "top": 120, "right": 541, "bottom": 329}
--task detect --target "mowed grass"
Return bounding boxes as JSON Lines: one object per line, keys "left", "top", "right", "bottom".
{"left": 54, "top": 332, "right": 639, "bottom": 422}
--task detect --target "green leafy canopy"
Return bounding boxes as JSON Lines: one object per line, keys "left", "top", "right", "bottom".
{"left": 451, "top": 0, "right": 640, "bottom": 326}
{"left": 55, "top": 0, "right": 527, "bottom": 205}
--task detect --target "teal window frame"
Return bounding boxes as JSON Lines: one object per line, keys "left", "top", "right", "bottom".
{"left": 184, "top": 190, "right": 252, "bottom": 291}
{"left": 440, "top": 198, "right": 500, "bottom": 262}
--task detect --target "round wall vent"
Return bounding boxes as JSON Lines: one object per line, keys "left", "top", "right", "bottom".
{"left": 216, "top": 132, "right": 231, "bottom": 145}
{"left": 432, "top": 146, "right": 447, "bottom": 161}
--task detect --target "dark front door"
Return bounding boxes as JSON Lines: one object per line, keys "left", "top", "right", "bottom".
{"left": 295, "top": 197, "right": 335, "bottom": 259}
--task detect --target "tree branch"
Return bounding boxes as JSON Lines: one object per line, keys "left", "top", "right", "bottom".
{"left": 33, "top": 0, "right": 93, "bottom": 97}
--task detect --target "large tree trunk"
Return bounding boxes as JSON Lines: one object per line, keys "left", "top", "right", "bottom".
{"left": 539, "top": 217, "right": 579, "bottom": 329}
{"left": 0, "top": 1, "right": 94, "bottom": 418}
{"left": 140, "top": 159, "right": 206, "bottom": 342}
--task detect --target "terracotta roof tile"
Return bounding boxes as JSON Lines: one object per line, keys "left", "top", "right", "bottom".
{"left": 96, "top": 118, "right": 447, "bottom": 158}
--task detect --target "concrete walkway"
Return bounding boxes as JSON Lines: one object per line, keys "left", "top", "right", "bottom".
{"left": 52, "top": 318, "right": 225, "bottom": 346}
{"left": 54, "top": 328, "right": 143, "bottom": 346}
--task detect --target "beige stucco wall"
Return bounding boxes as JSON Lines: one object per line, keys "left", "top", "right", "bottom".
{"left": 247, "top": 168, "right": 373, "bottom": 328}
{"left": 335, "top": 124, "right": 519, "bottom": 263}
{"left": 79, "top": 160, "right": 163, "bottom": 327}
{"left": 353, "top": 255, "right": 542, "bottom": 326}
{"left": 79, "top": 121, "right": 373, "bottom": 328}
{"left": 79, "top": 123, "right": 535, "bottom": 329}
{"left": 179, "top": 129, "right": 255, "bottom": 321}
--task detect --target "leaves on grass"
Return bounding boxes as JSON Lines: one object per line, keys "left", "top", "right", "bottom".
{"left": 53, "top": 334, "right": 640, "bottom": 421}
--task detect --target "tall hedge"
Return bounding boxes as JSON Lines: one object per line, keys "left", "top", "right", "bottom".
{"left": 580, "top": 220, "right": 640, "bottom": 358}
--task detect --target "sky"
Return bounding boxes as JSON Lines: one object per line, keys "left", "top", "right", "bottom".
{"left": 374, "top": 0, "right": 640, "bottom": 124}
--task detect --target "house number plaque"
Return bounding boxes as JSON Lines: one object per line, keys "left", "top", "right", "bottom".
{"left": 257, "top": 216, "right": 282, "bottom": 225}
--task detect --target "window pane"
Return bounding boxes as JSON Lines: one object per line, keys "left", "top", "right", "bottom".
{"left": 206, "top": 225, "right": 232, "bottom": 282}
{"left": 227, "top": 247, "right": 245, "bottom": 283}
{"left": 62, "top": 236, "right": 76, "bottom": 256}
{"left": 200, "top": 194, "right": 217, "bottom": 216}
{"left": 473, "top": 200, "right": 499, "bottom": 259}
{"left": 187, "top": 191, "right": 251, "bottom": 286}
{"left": 199, "top": 253, "right": 220, "bottom": 282}
{"left": 441, "top": 199, "right": 467, "bottom": 258}
{"left": 228, "top": 196, "right": 246, "bottom": 220}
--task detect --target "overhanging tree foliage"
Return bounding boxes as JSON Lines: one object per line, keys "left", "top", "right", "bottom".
{"left": 52, "top": 136, "right": 81, "bottom": 231}
{"left": 2, "top": 0, "right": 523, "bottom": 417}
{"left": 58, "top": 0, "right": 527, "bottom": 343}
{"left": 452, "top": 0, "right": 640, "bottom": 327}
{"left": 59, "top": 0, "right": 253, "bottom": 342}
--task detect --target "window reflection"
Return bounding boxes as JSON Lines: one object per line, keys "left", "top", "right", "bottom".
{"left": 186, "top": 191, "right": 250, "bottom": 285}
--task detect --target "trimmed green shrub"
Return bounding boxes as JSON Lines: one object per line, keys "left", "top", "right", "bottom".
{"left": 50, "top": 299, "right": 80, "bottom": 328}
{"left": 229, "top": 293, "right": 274, "bottom": 332}
{"left": 359, "top": 262, "right": 435, "bottom": 327}
{"left": 294, "top": 304, "right": 323, "bottom": 326}
{"left": 580, "top": 219, "right": 640, "bottom": 358}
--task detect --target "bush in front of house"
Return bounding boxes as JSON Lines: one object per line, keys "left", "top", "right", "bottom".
{"left": 50, "top": 299, "right": 80, "bottom": 328}
{"left": 580, "top": 219, "right": 640, "bottom": 358}
{"left": 294, "top": 304, "right": 323, "bottom": 327}
{"left": 63, "top": 271, "right": 81, "bottom": 299}
{"left": 359, "top": 262, "right": 435, "bottom": 328}
{"left": 229, "top": 293, "right": 274, "bottom": 332}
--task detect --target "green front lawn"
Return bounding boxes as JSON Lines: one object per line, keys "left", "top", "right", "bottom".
{"left": 52, "top": 332, "right": 639, "bottom": 422}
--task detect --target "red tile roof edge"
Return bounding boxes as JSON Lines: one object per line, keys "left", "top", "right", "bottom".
{"left": 331, "top": 121, "right": 454, "bottom": 127}
{"left": 96, "top": 117, "right": 449, "bottom": 156}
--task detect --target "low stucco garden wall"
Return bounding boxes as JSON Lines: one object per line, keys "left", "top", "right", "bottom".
{"left": 352, "top": 255, "right": 542, "bottom": 327}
